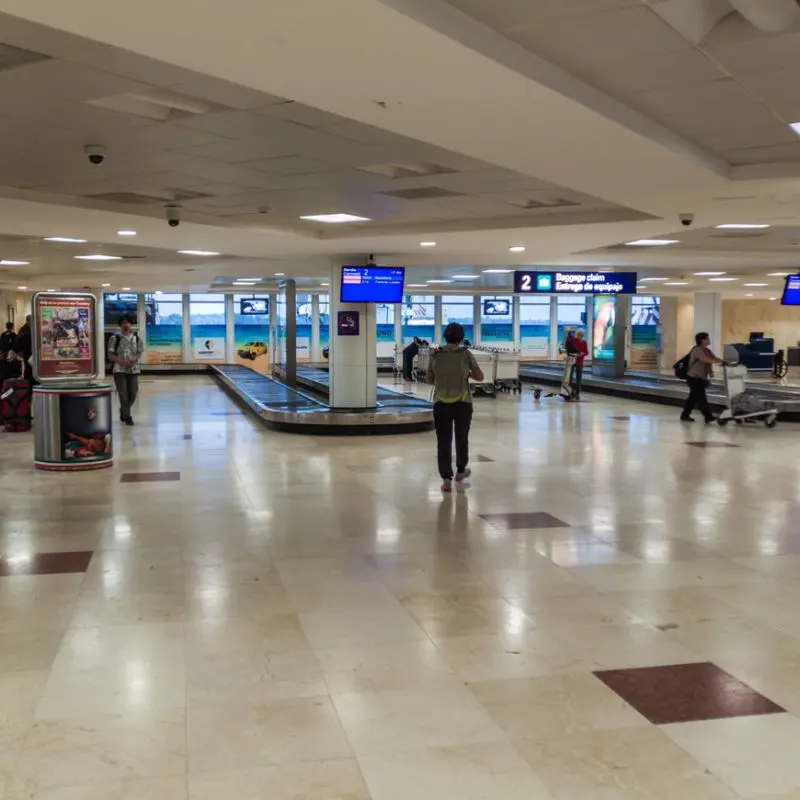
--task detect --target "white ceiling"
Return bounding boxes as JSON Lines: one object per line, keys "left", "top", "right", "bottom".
{"left": 0, "top": 0, "right": 800, "bottom": 295}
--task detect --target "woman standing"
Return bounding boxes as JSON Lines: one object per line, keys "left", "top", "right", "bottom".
{"left": 427, "top": 323, "right": 484, "bottom": 492}
{"left": 572, "top": 328, "right": 589, "bottom": 400}
{"left": 681, "top": 331, "right": 724, "bottom": 423}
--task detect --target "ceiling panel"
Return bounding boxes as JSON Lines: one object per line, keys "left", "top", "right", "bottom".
{"left": 444, "top": 0, "right": 640, "bottom": 29}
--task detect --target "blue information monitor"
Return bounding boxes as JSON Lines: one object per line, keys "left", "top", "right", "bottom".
{"left": 515, "top": 270, "right": 638, "bottom": 295}
{"left": 781, "top": 274, "right": 800, "bottom": 306}
{"left": 341, "top": 266, "right": 405, "bottom": 303}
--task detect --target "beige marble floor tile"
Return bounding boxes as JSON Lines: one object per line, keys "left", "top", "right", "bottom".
{"left": 3, "top": 776, "right": 188, "bottom": 800}
{"left": 516, "top": 726, "right": 740, "bottom": 799}
{"left": 11, "top": 709, "right": 186, "bottom": 792}
{"left": 358, "top": 740, "right": 553, "bottom": 800}
{"left": 286, "top": 579, "right": 400, "bottom": 613}
{"left": 0, "top": 722, "right": 30, "bottom": 799}
{"left": 187, "top": 760, "right": 370, "bottom": 799}
{"left": 0, "top": 630, "right": 65, "bottom": 675}
{"left": 0, "top": 671, "right": 49, "bottom": 725}
{"left": 331, "top": 683, "right": 506, "bottom": 756}
{"left": 185, "top": 582, "right": 294, "bottom": 620}
{"left": 185, "top": 614, "right": 310, "bottom": 655}
{"left": 187, "top": 696, "right": 352, "bottom": 773}
{"left": 469, "top": 673, "right": 648, "bottom": 738}
{"left": 315, "top": 640, "right": 455, "bottom": 693}
{"left": 298, "top": 606, "right": 427, "bottom": 650}
{"left": 663, "top": 714, "right": 800, "bottom": 798}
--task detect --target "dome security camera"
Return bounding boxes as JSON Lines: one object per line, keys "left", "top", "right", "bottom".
{"left": 679, "top": 213, "right": 694, "bottom": 227}
{"left": 165, "top": 203, "right": 181, "bottom": 228}
{"left": 85, "top": 145, "right": 107, "bottom": 166}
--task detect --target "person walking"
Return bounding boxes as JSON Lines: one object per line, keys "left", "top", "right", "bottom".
{"left": 571, "top": 327, "right": 589, "bottom": 399}
{"left": 681, "top": 331, "right": 724, "bottom": 423}
{"left": 0, "top": 322, "right": 15, "bottom": 359}
{"left": 108, "top": 315, "right": 144, "bottom": 425}
{"left": 427, "top": 323, "right": 484, "bottom": 492}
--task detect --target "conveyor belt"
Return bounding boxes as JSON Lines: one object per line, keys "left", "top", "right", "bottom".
{"left": 212, "top": 365, "right": 433, "bottom": 434}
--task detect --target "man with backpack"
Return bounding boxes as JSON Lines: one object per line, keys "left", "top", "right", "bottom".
{"left": 676, "top": 331, "right": 724, "bottom": 423}
{"left": 108, "top": 315, "right": 144, "bottom": 425}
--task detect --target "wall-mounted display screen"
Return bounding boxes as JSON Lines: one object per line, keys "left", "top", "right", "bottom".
{"left": 781, "top": 274, "right": 800, "bottom": 306}
{"left": 483, "top": 299, "right": 510, "bottom": 316}
{"left": 341, "top": 266, "right": 405, "bottom": 303}
{"left": 515, "top": 270, "right": 637, "bottom": 295}
{"left": 239, "top": 297, "right": 269, "bottom": 315}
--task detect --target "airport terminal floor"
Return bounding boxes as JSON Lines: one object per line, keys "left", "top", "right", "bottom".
{"left": 3, "top": 376, "right": 800, "bottom": 799}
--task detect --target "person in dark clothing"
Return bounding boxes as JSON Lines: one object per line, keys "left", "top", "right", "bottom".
{"left": 426, "top": 323, "right": 484, "bottom": 492}
{"left": 402, "top": 336, "right": 421, "bottom": 381}
{"left": 11, "top": 315, "right": 33, "bottom": 389}
{"left": 681, "top": 331, "right": 724, "bottom": 424}
{"left": 0, "top": 322, "right": 15, "bottom": 358}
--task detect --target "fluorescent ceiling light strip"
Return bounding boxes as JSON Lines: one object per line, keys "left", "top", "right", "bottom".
{"left": 482, "top": 269, "right": 513, "bottom": 274}
{"left": 693, "top": 272, "right": 725, "bottom": 276}
{"left": 452, "top": 275, "right": 479, "bottom": 280}
{"left": 715, "top": 223, "right": 770, "bottom": 229}
{"left": 0, "top": 260, "right": 29, "bottom": 265}
{"left": 664, "top": 281, "right": 688, "bottom": 286}
{"left": 426, "top": 279, "right": 452, "bottom": 284}
{"left": 743, "top": 283, "right": 768, "bottom": 286}
{"left": 624, "top": 239, "right": 679, "bottom": 246}
{"left": 708, "top": 277, "right": 738, "bottom": 282}
{"left": 44, "top": 237, "right": 86, "bottom": 243}
{"left": 639, "top": 277, "right": 669, "bottom": 282}
{"left": 74, "top": 254, "right": 122, "bottom": 261}
{"left": 117, "top": 230, "right": 137, "bottom": 236}
{"left": 420, "top": 241, "right": 437, "bottom": 247}
{"left": 299, "top": 213, "right": 370, "bottom": 223}
{"left": 509, "top": 246, "right": 526, "bottom": 253}
{"left": 178, "top": 250, "right": 220, "bottom": 256}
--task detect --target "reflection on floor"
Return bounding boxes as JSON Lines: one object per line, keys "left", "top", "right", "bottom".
{"left": 1, "top": 375, "right": 800, "bottom": 798}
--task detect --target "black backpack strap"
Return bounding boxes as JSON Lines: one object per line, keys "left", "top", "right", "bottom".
{"left": 111, "top": 334, "right": 120, "bottom": 354}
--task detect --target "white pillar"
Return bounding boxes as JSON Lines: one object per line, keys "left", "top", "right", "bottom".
{"left": 225, "top": 294, "right": 235, "bottom": 363}
{"left": 182, "top": 293, "right": 191, "bottom": 364}
{"left": 473, "top": 296, "right": 482, "bottom": 345}
{"left": 329, "top": 266, "right": 377, "bottom": 408}
{"left": 548, "top": 296, "right": 558, "bottom": 360}
{"left": 434, "top": 295, "right": 443, "bottom": 345}
{"left": 394, "top": 303, "right": 403, "bottom": 352}
{"left": 694, "top": 292, "right": 722, "bottom": 352}
{"left": 512, "top": 295, "right": 521, "bottom": 351}
{"left": 311, "top": 294, "right": 321, "bottom": 361}
{"left": 93, "top": 289, "right": 107, "bottom": 378}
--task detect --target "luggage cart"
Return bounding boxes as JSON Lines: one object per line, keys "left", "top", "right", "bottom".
{"left": 413, "top": 346, "right": 431, "bottom": 382}
{"left": 392, "top": 345, "right": 404, "bottom": 382}
{"left": 530, "top": 354, "right": 577, "bottom": 402}
{"left": 717, "top": 363, "right": 778, "bottom": 428}
{"left": 469, "top": 349, "right": 498, "bottom": 397}
{"left": 495, "top": 350, "right": 522, "bottom": 394}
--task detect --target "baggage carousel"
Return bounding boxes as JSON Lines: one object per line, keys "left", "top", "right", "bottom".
{"left": 520, "top": 363, "right": 800, "bottom": 420}
{"left": 211, "top": 365, "right": 433, "bottom": 434}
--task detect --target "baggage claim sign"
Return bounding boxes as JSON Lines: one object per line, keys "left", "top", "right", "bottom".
{"left": 514, "top": 271, "right": 638, "bottom": 295}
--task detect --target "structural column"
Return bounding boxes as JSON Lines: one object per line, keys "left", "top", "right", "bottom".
{"left": 225, "top": 294, "right": 235, "bottom": 363}
{"left": 329, "top": 266, "right": 377, "bottom": 408}
{"left": 694, "top": 292, "right": 722, "bottom": 351}
{"left": 311, "top": 294, "right": 321, "bottom": 361}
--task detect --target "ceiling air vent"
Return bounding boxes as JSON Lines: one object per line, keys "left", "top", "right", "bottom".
{"left": 380, "top": 187, "right": 465, "bottom": 200}
{"left": 0, "top": 43, "right": 49, "bottom": 73}
{"left": 507, "top": 198, "right": 580, "bottom": 210}
{"left": 85, "top": 190, "right": 211, "bottom": 204}
{"left": 359, "top": 163, "right": 457, "bottom": 179}
{"left": 710, "top": 231, "right": 768, "bottom": 239}
{"left": 87, "top": 88, "right": 225, "bottom": 122}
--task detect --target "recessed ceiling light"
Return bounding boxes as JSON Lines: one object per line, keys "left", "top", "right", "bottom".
{"left": 320, "top": 282, "right": 330, "bottom": 286}
{"left": 122, "top": 287, "right": 131, "bottom": 291}
{"left": 74, "top": 254, "right": 122, "bottom": 261}
{"left": 275, "top": 272, "right": 285, "bottom": 277}
{"left": 0, "top": 260, "right": 29, "bottom": 266}
{"left": 177, "top": 250, "right": 220, "bottom": 256}
{"left": 16, "top": 285, "right": 26, "bottom": 290}
{"left": 406, "top": 284, "right": 427, "bottom": 288}
{"left": 452, "top": 274, "right": 479, "bottom": 280}
{"left": 44, "top": 237, "right": 86, "bottom": 243}
{"left": 746, "top": 293, "right": 754, "bottom": 297}
{"left": 769, "top": 272, "right": 789, "bottom": 276}
{"left": 420, "top": 241, "right": 437, "bottom": 247}
{"left": 299, "top": 213, "right": 370, "bottom": 223}
{"left": 46, "top": 289, "right": 56, "bottom": 292}
{"left": 639, "top": 277, "right": 669, "bottom": 282}
{"left": 715, "top": 224, "right": 770, "bottom": 229}
{"left": 509, "top": 246, "right": 526, "bottom": 253}
{"left": 744, "top": 283, "right": 769, "bottom": 287}
{"left": 708, "top": 277, "right": 738, "bottom": 282}
{"left": 233, "top": 281, "right": 257, "bottom": 286}
{"left": 154, "top": 290, "right": 163, "bottom": 295}
{"left": 770, "top": 297, "right": 777, "bottom": 300}
{"left": 482, "top": 269, "right": 513, "bottom": 274}
{"left": 624, "top": 239, "right": 680, "bottom": 246}
{"left": 664, "top": 281, "right": 689, "bottom": 286}
{"left": 427, "top": 279, "right": 453, "bottom": 284}
{"left": 117, "top": 230, "right": 137, "bottom": 236}
{"left": 237, "top": 278, "right": 260, "bottom": 282}
{"left": 694, "top": 272, "right": 726, "bottom": 276}
{"left": 101, "top": 283, "right": 111, "bottom": 287}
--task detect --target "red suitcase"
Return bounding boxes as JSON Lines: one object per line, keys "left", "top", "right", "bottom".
{"left": 1, "top": 379, "right": 31, "bottom": 432}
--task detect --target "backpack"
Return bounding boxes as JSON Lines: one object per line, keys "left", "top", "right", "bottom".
{"left": 674, "top": 352, "right": 691, "bottom": 380}
{"left": 111, "top": 332, "right": 139, "bottom": 353}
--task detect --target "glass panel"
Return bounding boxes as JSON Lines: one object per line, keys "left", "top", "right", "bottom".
{"left": 630, "top": 295, "right": 661, "bottom": 371}
{"left": 296, "top": 294, "right": 313, "bottom": 361}
{"left": 520, "top": 296, "right": 550, "bottom": 360}
{"left": 319, "top": 295, "right": 330, "bottom": 358}
{"left": 233, "top": 294, "right": 270, "bottom": 372}
{"left": 401, "top": 295, "right": 435, "bottom": 344}
{"left": 189, "top": 293, "right": 226, "bottom": 363}
{"left": 104, "top": 293, "right": 138, "bottom": 327}
{"left": 480, "top": 296, "right": 512, "bottom": 346}
{"left": 557, "top": 296, "right": 587, "bottom": 351}
{"left": 145, "top": 293, "right": 183, "bottom": 365}
{"left": 441, "top": 295, "right": 474, "bottom": 345}
{"left": 375, "top": 302, "right": 395, "bottom": 359}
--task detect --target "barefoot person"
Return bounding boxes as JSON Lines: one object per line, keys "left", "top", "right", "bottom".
{"left": 427, "top": 323, "right": 483, "bottom": 492}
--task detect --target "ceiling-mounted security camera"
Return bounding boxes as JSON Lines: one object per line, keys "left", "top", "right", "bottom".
{"left": 679, "top": 213, "right": 694, "bottom": 227}
{"left": 165, "top": 203, "right": 181, "bottom": 228}
{"left": 85, "top": 145, "right": 107, "bottom": 166}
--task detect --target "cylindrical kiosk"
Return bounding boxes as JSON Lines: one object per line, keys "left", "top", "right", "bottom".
{"left": 30, "top": 292, "right": 113, "bottom": 472}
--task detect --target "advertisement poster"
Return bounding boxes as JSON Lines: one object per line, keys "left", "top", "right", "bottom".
{"left": 234, "top": 326, "right": 269, "bottom": 372}
{"left": 337, "top": 311, "right": 360, "bottom": 336}
{"left": 593, "top": 296, "right": 617, "bottom": 361}
{"left": 36, "top": 295, "right": 95, "bottom": 379}
{"left": 193, "top": 337, "right": 226, "bottom": 362}
{"left": 146, "top": 325, "right": 183, "bottom": 365}
{"left": 630, "top": 300, "right": 661, "bottom": 370}
{"left": 60, "top": 393, "right": 112, "bottom": 465}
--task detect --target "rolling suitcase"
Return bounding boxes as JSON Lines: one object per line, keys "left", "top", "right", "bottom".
{"left": 1, "top": 379, "right": 31, "bottom": 432}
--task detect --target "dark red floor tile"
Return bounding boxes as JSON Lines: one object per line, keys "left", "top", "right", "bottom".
{"left": 120, "top": 471, "right": 181, "bottom": 483}
{"left": 594, "top": 662, "right": 784, "bottom": 725}
{"left": 479, "top": 512, "right": 569, "bottom": 530}
{"left": 473, "top": 455, "right": 495, "bottom": 463}
{"left": 0, "top": 550, "right": 93, "bottom": 577}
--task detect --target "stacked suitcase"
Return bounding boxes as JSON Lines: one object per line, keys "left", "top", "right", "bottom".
{"left": 1, "top": 379, "right": 31, "bottom": 432}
